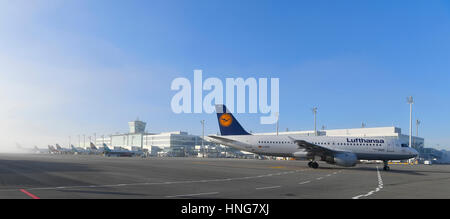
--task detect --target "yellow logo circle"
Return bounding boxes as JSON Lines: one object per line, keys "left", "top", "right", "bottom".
{"left": 219, "top": 114, "right": 233, "bottom": 127}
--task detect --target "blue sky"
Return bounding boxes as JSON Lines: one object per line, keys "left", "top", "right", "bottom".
{"left": 0, "top": 0, "right": 449, "bottom": 150}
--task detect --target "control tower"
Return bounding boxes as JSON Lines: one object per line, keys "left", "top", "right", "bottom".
{"left": 128, "top": 119, "right": 146, "bottom": 134}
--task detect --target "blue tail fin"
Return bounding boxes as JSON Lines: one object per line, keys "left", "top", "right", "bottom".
{"left": 215, "top": 104, "right": 250, "bottom": 136}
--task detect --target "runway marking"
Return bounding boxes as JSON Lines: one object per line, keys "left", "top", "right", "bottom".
{"left": 256, "top": 186, "right": 281, "bottom": 190}
{"left": 352, "top": 166, "right": 384, "bottom": 199}
{"left": 270, "top": 166, "right": 286, "bottom": 169}
{"left": 0, "top": 170, "right": 303, "bottom": 193}
{"left": 298, "top": 169, "right": 341, "bottom": 185}
{"left": 19, "top": 189, "right": 40, "bottom": 199}
{"left": 165, "top": 192, "right": 219, "bottom": 198}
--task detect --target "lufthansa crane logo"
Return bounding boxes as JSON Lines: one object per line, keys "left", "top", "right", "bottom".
{"left": 219, "top": 114, "right": 233, "bottom": 127}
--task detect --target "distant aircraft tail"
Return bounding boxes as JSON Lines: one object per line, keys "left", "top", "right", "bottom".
{"left": 48, "top": 145, "right": 56, "bottom": 152}
{"left": 103, "top": 144, "right": 111, "bottom": 152}
{"left": 215, "top": 104, "right": 250, "bottom": 136}
{"left": 90, "top": 142, "right": 98, "bottom": 150}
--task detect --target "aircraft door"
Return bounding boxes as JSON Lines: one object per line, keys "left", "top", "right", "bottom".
{"left": 387, "top": 142, "right": 394, "bottom": 152}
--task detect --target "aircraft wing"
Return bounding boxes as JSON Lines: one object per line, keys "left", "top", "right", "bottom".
{"left": 208, "top": 135, "right": 241, "bottom": 144}
{"left": 288, "top": 137, "right": 335, "bottom": 156}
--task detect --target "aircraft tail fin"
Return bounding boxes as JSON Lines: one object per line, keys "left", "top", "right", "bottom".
{"left": 215, "top": 104, "right": 250, "bottom": 136}
{"left": 90, "top": 142, "right": 98, "bottom": 150}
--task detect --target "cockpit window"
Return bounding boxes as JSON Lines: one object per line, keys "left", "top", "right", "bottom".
{"left": 401, "top": 143, "right": 409, "bottom": 148}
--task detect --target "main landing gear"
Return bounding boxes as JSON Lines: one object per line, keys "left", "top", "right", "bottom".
{"left": 308, "top": 161, "right": 319, "bottom": 169}
{"left": 383, "top": 160, "right": 390, "bottom": 171}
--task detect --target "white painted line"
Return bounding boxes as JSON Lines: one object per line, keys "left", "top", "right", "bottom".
{"left": 316, "top": 177, "right": 323, "bottom": 180}
{"left": 166, "top": 192, "right": 219, "bottom": 198}
{"left": 0, "top": 169, "right": 302, "bottom": 193}
{"left": 352, "top": 166, "right": 384, "bottom": 199}
{"left": 256, "top": 186, "right": 281, "bottom": 190}
{"left": 298, "top": 181, "right": 311, "bottom": 185}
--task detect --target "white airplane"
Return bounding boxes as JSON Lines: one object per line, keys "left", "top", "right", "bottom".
{"left": 15, "top": 143, "right": 49, "bottom": 154}
{"left": 71, "top": 143, "right": 103, "bottom": 155}
{"left": 55, "top": 144, "right": 74, "bottom": 154}
{"left": 71, "top": 144, "right": 89, "bottom": 154}
{"left": 88, "top": 142, "right": 105, "bottom": 154}
{"left": 103, "top": 145, "right": 142, "bottom": 157}
{"left": 208, "top": 105, "right": 419, "bottom": 171}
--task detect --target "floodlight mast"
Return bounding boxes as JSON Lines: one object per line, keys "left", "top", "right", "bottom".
{"left": 200, "top": 120, "right": 205, "bottom": 158}
{"left": 416, "top": 120, "right": 421, "bottom": 137}
{"left": 276, "top": 112, "right": 279, "bottom": 136}
{"left": 312, "top": 107, "right": 318, "bottom": 136}
{"left": 407, "top": 96, "right": 414, "bottom": 148}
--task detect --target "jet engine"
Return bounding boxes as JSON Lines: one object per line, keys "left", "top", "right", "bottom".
{"left": 330, "top": 152, "right": 358, "bottom": 167}
{"left": 293, "top": 151, "right": 314, "bottom": 160}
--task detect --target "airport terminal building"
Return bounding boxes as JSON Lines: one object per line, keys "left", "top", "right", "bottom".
{"left": 95, "top": 120, "right": 200, "bottom": 156}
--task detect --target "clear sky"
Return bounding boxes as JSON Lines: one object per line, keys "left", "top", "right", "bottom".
{"left": 1, "top": 0, "right": 449, "bottom": 151}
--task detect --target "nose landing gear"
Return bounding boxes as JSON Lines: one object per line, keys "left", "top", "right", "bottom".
{"left": 383, "top": 160, "right": 390, "bottom": 171}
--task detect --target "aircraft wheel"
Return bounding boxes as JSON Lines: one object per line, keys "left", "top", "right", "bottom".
{"left": 308, "top": 161, "right": 313, "bottom": 168}
{"left": 383, "top": 166, "right": 390, "bottom": 171}
{"left": 311, "top": 162, "right": 319, "bottom": 169}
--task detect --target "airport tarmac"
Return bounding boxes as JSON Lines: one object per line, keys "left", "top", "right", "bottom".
{"left": 0, "top": 154, "right": 449, "bottom": 199}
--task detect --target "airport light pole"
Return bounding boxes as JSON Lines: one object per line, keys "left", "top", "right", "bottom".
{"left": 312, "top": 107, "right": 318, "bottom": 136}
{"left": 415, "top": 120, "right": 421, "bottom": 146}
{"left": 407, "top": 96, "right": 414, "bottom": 148}
{"left": 276, "top": 112, "right": 279, "bottom": 136}
{"left": 416, "top": 120, "right": 421, "bottom": 137}
{"left": 201, "top": 120, "right": 205, "bottom": 158}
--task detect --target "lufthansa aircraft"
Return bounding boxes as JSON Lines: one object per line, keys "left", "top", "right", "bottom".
{"left": 208, "top": 105, "right": 418, "bottom": 171}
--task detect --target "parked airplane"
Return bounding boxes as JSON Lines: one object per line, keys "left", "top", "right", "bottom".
{"left": 103, "top": 145, "right": 142, "bottom": 157}
{"left": 89, "top": 142, "right": 105, "bottom": 154}
{"left": 33, "top": 146, "right": 49, "bottom": 154}
{"left": 71, "top": 145, "right": 89, "bottom": 154}
{"left": 55, "top": 144, "right": 74, "bottom": 154}
{"left": 48, "top": 145, "right": 59, "bottom": 154}
{"left": 208, "top": 105, "right": 419, "bottom": 171}
{"left": 16, "top": 143, "right": 49, "bottom": 154}
{"left": 69, "top": 143, "right": 104, "bottom": 155}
